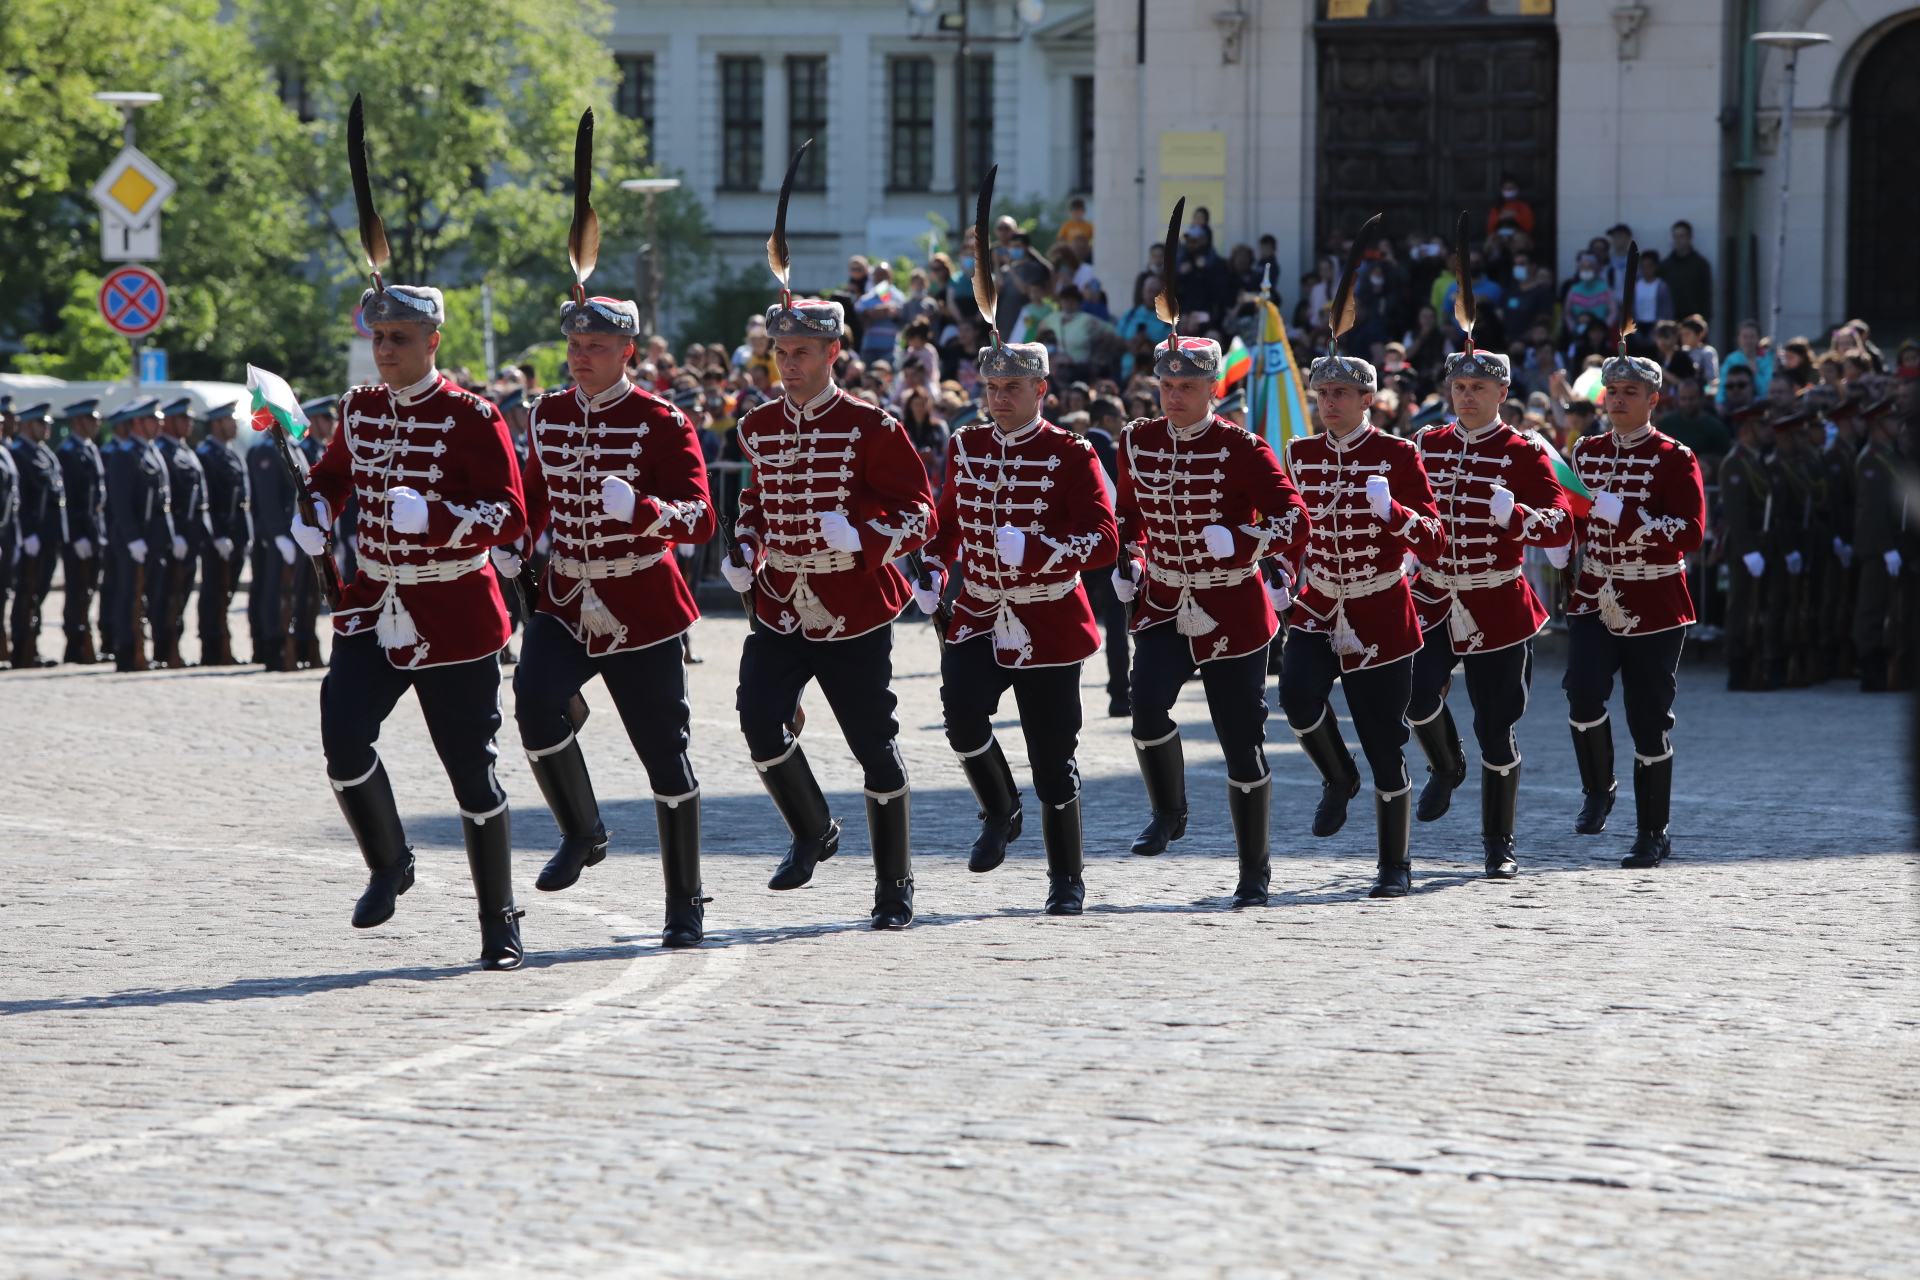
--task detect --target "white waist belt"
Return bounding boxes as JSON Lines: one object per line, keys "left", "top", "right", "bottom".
{"left": 1145, "top": 562, "right": 1257, "bottom": 590}
{"left": 1589, "top": 559, "right": 1685, "bottom": 582}
{"left": 767, "top": 548, "right": 858, "bottom": 574}
{"left": 963, "top": 577, "right": 1078, "bottom": 606}
{"left": 1306, "top": 565, "right": 1406, "bottom": 601}
{"left": 359, "top": 553, "right": 487, "bottom": 585}
{"left": 1420, "top": 566, "right": 1522, "bottom": 592}
{"left": 550, "top": 551, "right": 668, "bottom": 580}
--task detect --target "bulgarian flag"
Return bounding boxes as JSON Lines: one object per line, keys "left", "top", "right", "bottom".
{"left": 246, "top": 363, "right": 310, "bottom": 439}
{"left": 1214, "top": 336, "right": 1253, "bottom": 397}
{"left": 1534, "top": 431, "right": 1592, "bottom": 517}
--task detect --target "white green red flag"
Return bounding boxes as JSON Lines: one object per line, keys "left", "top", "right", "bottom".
{"left": 1533, "top": 430, "right": 1592, "bottom": 516}
{"left": 1214, "top": 337, "right": 1253, "bottom": 397}
{"left": 246, "top": 364, "right": 310, "bottom": 439}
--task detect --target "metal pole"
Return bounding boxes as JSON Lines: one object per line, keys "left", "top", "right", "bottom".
{"left": 647, "top": 193, "right": 662, "bottom": 340}
{"left": 955, "top": 0, "right": 970, "bottom": 248}
{"left": 1767, "top": 49, "right": 1798, "bottom": 344}
{"left": 1136, "top": 0, "right": 1147, "bottom": 265}
{"left": 481, "top": 281, "right": 496, "bottom": 384}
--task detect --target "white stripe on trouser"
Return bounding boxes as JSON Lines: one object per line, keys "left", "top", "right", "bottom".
{"left": 1291, "top": 705, "right": 1330, "bottom": 738}
{"left": 525, "top": 731, "right": 576, "bottom": 761}
{"left": 1229, "top": 773, "right": 1272, "bottom": 794}
{"left": 753, "top": 739, "right": 801, "bottom": 770}
{"left": 1132, "top": 727, "right": 1179, "bottom": 749}
{"left": 866, "top": 783, "right": 909, "bottom": 803}
{"left": 654, "top": 786, "right": 700, "bottom": 807}
{"left": 1569, "top": 712, "right": 1609, "bottom": 731}
{"left": 1633, "top": 748, "right": 1673, "bottom": 765}
{"left": 1483, "top": 753, "right": 1522, "bottom": 777}
{"left": 461, "top": 797, "right": 509, "bottom": 823}
{"left": 1377, "top": 781, "right": 1412, "bottom": 801}
{"left": 328, "top": 755, "right": 382, "bottom": 791}
{"left": 1407, "top": 702, "right": 1445, "bottom": 727}
{"left": 956, "top": 736, "right": 997, "bottom": 759}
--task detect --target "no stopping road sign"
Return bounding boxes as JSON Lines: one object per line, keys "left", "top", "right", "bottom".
{"left": 98, "top": 265, "right": 169, "bottom": 338}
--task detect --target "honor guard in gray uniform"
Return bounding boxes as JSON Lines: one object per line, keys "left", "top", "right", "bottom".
{"left": 247, "top": 413, "right": 303, "bottom": 669}
{"left": 56, "top": 398, "right": 106, "bottom": 662}
{"left": 11, "top": 403, "right": 67, "bottom": 666}
{"left": 197, "top": 402, "right": 251, "bottom": 665}
{"left": 157, "top": 397, "right": 213, "bottom": 667}
{"left": 104, "top": 397, "right": 183, "bottom": 671}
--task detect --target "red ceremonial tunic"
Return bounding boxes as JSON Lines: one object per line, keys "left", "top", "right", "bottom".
{"left": 1116, "top": 413, "right": 1308, "bottom": 664}
{"left": 523, "top": 380, "right": 715, "bottom": 655}
{"left": 735, "top": 385, "right": 935, "bottom": 640}
{"left": 1412, "top": 420, "right": 1574, "bottom": 654}
{"left": 1567, "top": 424, "right": 1706, "bottom": 635}
{"left": 311, "top": 372, "right": 526, "bottom": 669}
{"left": 923, "top": 416, "right": 1117, "bottom": 667}
{"left": 1284, "top": 425, "right": 1445, "bottom": 672}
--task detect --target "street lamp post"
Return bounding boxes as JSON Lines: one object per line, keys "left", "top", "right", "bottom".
{"left": 619, "top": 177, "right": 681, "bottom": 340}
{"left": 1751, "top": 31, "right": 1830, "bottom": 343}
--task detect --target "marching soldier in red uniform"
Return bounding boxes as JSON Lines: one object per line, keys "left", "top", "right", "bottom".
{"left": 508, "top": 295, "right": 715, "bottom": 946}
{"left": 1279, "top": 350, "right": 1445, "bottom": 898}
{"left": 1112, "top": 212, "right": 1308, "bottom": 906}
{"left": 1562, "top": 306, "right": 1707, "bottom": 869}
{"left": 296, "top": 101, "right": 531, "bottom": 969}
{"left": 921, "top": 319, "right": 1117, "bottom": 912}
{"left": 1407, "top": 347, "right": 1573, "bottom": 879}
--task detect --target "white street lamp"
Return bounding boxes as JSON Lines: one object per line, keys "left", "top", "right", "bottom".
{"left": 620, "top": 177, "right": 682, "bottom": 339}
{"left": 1751, "top": 32, "right": 1830, "bottom": 344}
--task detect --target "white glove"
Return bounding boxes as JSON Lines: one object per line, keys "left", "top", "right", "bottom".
{"left": 601, "top": 475, "right": 637, "bottom": 523}
{"left": 1365, "top": 474, "right": 1393, "bottom": 521}
{"left": 128, "top": 538, "right": 148, "bottom": 564}
{"left": 213, "top": 537, "right": 234, "bottom": 560}
{"left": 720, "top": 556, "right": 755, "bottom": 593}
{"left": 535, "top": 530, "right": 551, "bottom": 556}
{"left": 1111, "top": 559, "right": 1140, "bottom": 604}
{"left": 387, "top": 486, "right": 429, "bottom": 535}
{"left": 489, "top": 546, "right": 523, "bottom": 578}
{"left": 1742, "top": 551, "right": 1766, "bottom": 578}
{"left": 1591, "top": 491, "right": 1624, "bottom": 525}
{"left": 22, "top": 534, "right": 39, "bottom": 556}
{"left": 995, "top": 525, "right": 1026, "bottom": 567}
{"left": 1201, "top": 524, "right": 1235, "bottom": 559}
{"left": 1544, "top": 542, "right": 1571, "bottom": 569}
{"left": 1785, "top": 550, "right": 1804, "bottom": 576}
{"left": 171, "top": 535, "right": 188, "bottom": 561}
{"left": 290, "top": 497, "right": 331, "bottom": 557}
{"left": 911, "top": 567, "right": 945, "bottom": 615}
{"left": 73, "top": 537, "right": 93, "bottom": 560}
{"left": 274, "top": 535, "right": 297, "bottom": 566}
{"left": 818, "top": 510, "right": 863, "bottom": 553}
{"left": 1833, "top": 537, "right": 1852, "bottom": 569}
{"left": 1265, "top": 578, "right": 1291, "bottom": 611}
{"left": 1488, "top": 486, "right": 1515, "bottom": 528}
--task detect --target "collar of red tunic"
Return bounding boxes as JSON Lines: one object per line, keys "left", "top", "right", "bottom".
{"left": 1167, "top": 412, "right": 1216, "bottom": 443}
{"left": 782, "top": 380, "right": 841, "bottom": 424}
{"left": 389, "top": 370, "right": 442, "bottom": 407}
{"left": 992, "top": 412, "right": 1044, "bottom": 446}
{"left": 1325, "top": 422, "right": 1376, "bottom": 454}
{"left": 1459, "top": 418, "right": 1508, "bottom": 445}
{"left": 575, "top": 379, "right": 632, "bottom": 414}
{"left": 1610, "top": 422, "right": 1654, "bottom": 448}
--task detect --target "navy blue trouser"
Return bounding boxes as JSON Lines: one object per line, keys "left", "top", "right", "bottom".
{"left": 1561, "top": 613, "right": 1686, "bottom": 759}
{"left": 939, "top": 635, "right": 1084, "bottom": 806}
{"left": 1278, "top": 627, "right": 1414, "bottom": 793}
{"left": 1408, "top": 624, "right": 1532, "bottom": 769}
{"left": 321, "top": 629, "right": 507, "bottom": 816}
{"left": 512, "top": 612, "right": 697, "bottom": 797}
{"left": 737, "top": 622, "right": 907, "bottom": 793}
{"left": 1129, "top": 619, "right": 1271, "bottom": 783}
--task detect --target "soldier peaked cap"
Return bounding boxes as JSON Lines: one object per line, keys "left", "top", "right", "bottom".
{"left": 1600, "top": 353, "right": 1663, "bottom": 390}
{"left": 62, "top": 398, "right": 100, "bottom": 418}
{"left": 205, "top": 400, "right": 238, "bottom": 423}
{"left": 561, "top": 296, "right": 641, "bottom": 339}
{"left": 360, "top": 284, "right": 445, "bottom": 328}
{"left": 1306, "top": 353, "right": 1378, "bottom": 393}
{"left": 1442, "top": 349, "right": 1512, "bottom": 385}
{"left": 976, "top": 341, "right": 1050, "bottom": 380}
{"left": 17, "top": 402, "right": 53, "bottom": 422}
{"left": 765, "top": 297, "right": 846, "bottom": 340}
{"left": 1154, "top": 336, "right": 1223, "bottom": 380}
{"left": 160, "top": 396, "right": 198, "bottom": 419}
{"left": 111, "top": 396, "right": 161, "bottom": 424}
{"left": 300, "top": 395, "right": 339, "bottom": 418}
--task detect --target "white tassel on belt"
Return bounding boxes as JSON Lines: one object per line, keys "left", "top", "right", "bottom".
{"left": 374, "top": 583, "right": 420, "bottom": 649}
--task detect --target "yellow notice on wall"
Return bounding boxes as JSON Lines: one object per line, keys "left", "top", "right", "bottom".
{"left": 1519, "top": 0, "right": 1554, "bottom": 14}
{"left": 1326, "top": 0, "right": 1370, "bottom": 18}
{"left": 1159, "top": 131, "right": 1226, "bottom": 178}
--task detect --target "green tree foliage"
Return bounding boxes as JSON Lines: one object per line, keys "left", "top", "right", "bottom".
{"left": 14, "top": 273, "right": 132, "bottom": 380}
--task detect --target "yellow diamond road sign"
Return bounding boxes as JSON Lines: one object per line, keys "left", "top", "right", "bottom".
{"left": 89, "top": 146, "right": 175, "bottom": 230}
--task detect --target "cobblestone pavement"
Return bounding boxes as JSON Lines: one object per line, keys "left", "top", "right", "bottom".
{"left": 1, "top": 599, "right": 1915, "bottom": 1278}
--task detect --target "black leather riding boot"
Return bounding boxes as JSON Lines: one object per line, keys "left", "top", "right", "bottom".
{"left": 868, "top": 790, "right": 914, "bottom": 929}
{"left": 1570, "top": 716, "right": 1617, "bottom": 835}
{"left": 527, "top": 736, "right": 609, "bottom": 892}
{"left": 1369, "top": 789, "right": 1413, "bottom": 898}
{"left": 1227, "top": 775, "right": 1272, "bottom": 907}
{"left": 1294, "top": 706, "right": 1362, "bottom": 837}
{"left": 333, "top": 759, "right": 415, "bottom": 929}
{"left": 1411, "top": 704, "right": 1468, "bottom": 822}
{"left": 463, "top": 810, "right": 525, "bottom": 971}
{"left": 1481, "top": 759, "right": 1520, "bottom": 879}
{"left": 656, "top": 791, "right": 708, "bottom": 947}
{"left": 1041, "top": 797, "right": 1085, "bottom": 916}
{"left": 758, "top": 744, "right": 842, "bottom": 890}
{"left": 959, "top": 738, "right": 1023, "bottom": 873}
{"left": 1621, "top": 754, "right": 1674, "bottom": 868}
{"left": 1129, "top": 732, "right": 1188, "bottom": 855}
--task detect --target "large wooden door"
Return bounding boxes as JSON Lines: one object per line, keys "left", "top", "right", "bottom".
{"left": 1317, "top": 27, "right": 1557, "bottom": 260}
{"left": 1848, "top": 20, "right": 1920, "bottom": 329}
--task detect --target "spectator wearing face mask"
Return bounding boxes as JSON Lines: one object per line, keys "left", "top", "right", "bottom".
{"left": 1564, "top": 253, "right": 1614, "bottom": 338}
{"left": 1487, "top": 173, "right": 1535, "bottom": 234}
